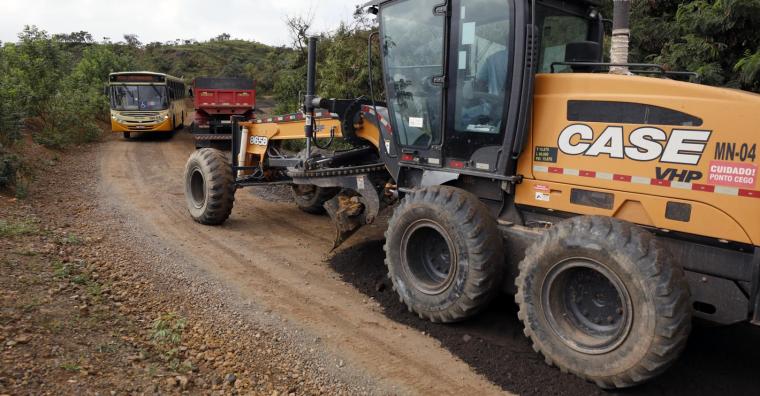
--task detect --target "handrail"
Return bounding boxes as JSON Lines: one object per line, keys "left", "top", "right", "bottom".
{"left": 550, "top": 62, "right": 699, "bottom": 80}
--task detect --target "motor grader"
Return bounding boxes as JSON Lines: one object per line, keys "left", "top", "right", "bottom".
{"left": 183, "top": 0, "right": 760, "bottom": 388}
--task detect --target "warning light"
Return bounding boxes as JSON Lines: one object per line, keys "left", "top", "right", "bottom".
{"left": 449, "top": 160, "right": 465, "bottom": 169}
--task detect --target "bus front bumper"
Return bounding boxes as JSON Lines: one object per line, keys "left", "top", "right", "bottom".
{"left": 111, "top": 118, "right": 173, "bottom": 133}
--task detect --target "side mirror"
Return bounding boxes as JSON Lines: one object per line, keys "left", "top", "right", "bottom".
{"left": 564, "top": 41, "right": 603, "bottom": 73}
{"left": 601, "top": 18, "right": 613, "bottom": 36}
{"left": 565, "top": 41, "right": 602, "bottom": 63}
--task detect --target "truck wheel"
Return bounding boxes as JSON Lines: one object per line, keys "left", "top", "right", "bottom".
{"left": 123, "top": 132, "right": 131, "bottom": 140}
{"left": 384, "top": 186, "right": 505, "bottom": 323}
{"left": 515, "top": 216, "right": 691, "bottom": 389}
{"left": 291, "top": 185, "right": 339, "bottom": 214}
{"left": 184, "top": 148, "right": 235, "bottom": 225}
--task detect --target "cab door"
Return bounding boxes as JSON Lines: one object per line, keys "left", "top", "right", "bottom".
{"left": 379, "top": 0, "right": 531, "bottom": 180}
{"left": 444, "top": 0, "right": 517, "bottom": 174}
{"left": 380, "top": 0, "right": 449, "bottom": 167}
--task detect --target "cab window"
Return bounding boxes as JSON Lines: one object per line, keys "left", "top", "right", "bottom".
{"left": 536, "top": 5, "right": 592, "bottom": 73}
{"left": 452, "top": 0, "right": 512, "bottom": 135}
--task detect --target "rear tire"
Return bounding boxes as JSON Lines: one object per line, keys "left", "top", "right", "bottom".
{"left": 291, "top": 185, "right": 340, "bottom": 214}
{"left": 515, "top": 216, "right": 691, "bottom": 389}
{"left": 184, "top": 148, "right": 235, "bottom": 225}
{"left": 384, "top": 186, "right": 505, "bottom": 323}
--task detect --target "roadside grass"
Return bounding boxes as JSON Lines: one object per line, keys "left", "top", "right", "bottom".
{"left": 52, "top": 260, "right": 71, "bottom": 278}
{"left": 60, "top": 233, "right": 83, "bottom": 245}
{"left": 59, "top": 362, "right": 81, "bottom": 372}
{"left": 20, "top": 297, "right": 43, "bottom": 313}
{"left": 0, "top": 219, "right": 39, "bottom": 237}
{"left": 151, "top": 313, "right": 186, "bottom": 346}
{"left": 151, "top": 312, "right": 188, "bottom": 370}
{"left": 96, "top": 342, "right": 119, "bottom": 354}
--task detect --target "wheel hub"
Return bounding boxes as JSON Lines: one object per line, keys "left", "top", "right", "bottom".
{"left": 189, "top": 167, "right": 207, "bottom": 209}
{"left": 401, "top": 220, "right": 457, "bottom": 295}
{"left": 542, "top": 259, "right": 633, "bottom": 355}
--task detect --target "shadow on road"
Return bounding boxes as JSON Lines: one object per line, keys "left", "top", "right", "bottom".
{"left": 329, "top": 238, "right": 760, "bottom": 396}
{"left": 117, "top": 130, "right": 182, "bottom": 143}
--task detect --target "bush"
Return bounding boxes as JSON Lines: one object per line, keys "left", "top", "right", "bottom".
{"left": 0, "top": 46, "right": 25, "bottom": 147}
{"left": 0, "top": 150, "right": 21, "bottom": 188}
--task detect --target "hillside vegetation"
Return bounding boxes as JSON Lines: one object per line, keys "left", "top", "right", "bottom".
{"left": 1, "top": 0, "right": 760, "bottom": 194}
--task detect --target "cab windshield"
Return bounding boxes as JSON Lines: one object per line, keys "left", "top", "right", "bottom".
{"left": 110, "top": 85, "right": 168, "bottom": 111}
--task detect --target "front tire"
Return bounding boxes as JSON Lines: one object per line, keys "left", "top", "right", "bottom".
{"left": 184, "top": 148, "right": 235, "bottom": 225}
{"left": 384, "top": 186, "right": 505, "bottom": 323}
{"left": 291, "top": 185, "right": 339, "bottom": 214}
{"left": 515, "top": 216, "right": 691, "bottom": 389}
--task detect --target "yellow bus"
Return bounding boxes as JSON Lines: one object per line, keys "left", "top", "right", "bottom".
{"left": 108, "top": 72, "right": 188, "bottom": 139}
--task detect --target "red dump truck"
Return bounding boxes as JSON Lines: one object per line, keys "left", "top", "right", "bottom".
{"left": 190, "top": 77, "right": 256, "bottom": 149}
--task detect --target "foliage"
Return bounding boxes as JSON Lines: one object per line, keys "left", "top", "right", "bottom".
{"left": 624, "top": 0, "right": 760, "bottom": 91}
{"left": 272, "top": 11, "right": 383, "bottom": 114}
{"left": 151, "top": 312, "right": 187, "bottom": 369}
{"left": 0, "top": 218, "right": 39, "bottom": 238}
{"left": 151, "top": 312, "right": 186, "bottom": 346}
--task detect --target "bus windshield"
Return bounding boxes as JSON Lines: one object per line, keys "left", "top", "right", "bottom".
{"left": 111, "top": 85, "right": 168, "bottom": 111}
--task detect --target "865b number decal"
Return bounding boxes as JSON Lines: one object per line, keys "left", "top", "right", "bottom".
{"left": 250, "top": 136, "right": 268, "bottom": 146}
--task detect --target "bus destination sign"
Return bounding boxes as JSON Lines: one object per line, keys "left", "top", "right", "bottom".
{"left": 110, "top": 74, "right": 165, "bottom": 83}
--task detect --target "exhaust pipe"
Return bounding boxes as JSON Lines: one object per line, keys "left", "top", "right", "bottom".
{"left": 303, "top": 36, "right": 319, "bottom": 165}
{"left": 610, "top": 0, "right": 631, "bottom": 75}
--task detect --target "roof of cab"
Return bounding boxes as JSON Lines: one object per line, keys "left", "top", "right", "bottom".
{"left": 361, "top": 0, "right": 601, "bottom": 8}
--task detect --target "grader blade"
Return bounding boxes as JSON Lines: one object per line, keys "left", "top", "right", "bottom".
{"left": 324, "top": 194, "right": 366, "bottom": 249}
{"left": 322, "top": 176, "right": 383, "bottom": 249}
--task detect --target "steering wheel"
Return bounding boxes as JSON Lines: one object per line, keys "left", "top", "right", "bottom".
{"left": 469, "top": 92, "right": 503, "bottom": 125}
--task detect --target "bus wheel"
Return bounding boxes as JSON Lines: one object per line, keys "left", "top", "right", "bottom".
{"left": 384, "top": 186, "right": 505, "bottom": 323}
{"left": 123, "top": 132, "right": 131, "bottom": 140}
{"left": 515, "top": 216, "right": 691, "bottom": 389}
{"left": 184, "top": 148, "right": 235, "bottom": 225}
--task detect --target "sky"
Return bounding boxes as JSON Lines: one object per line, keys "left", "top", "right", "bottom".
{"left": 0, "top": 0, "right": 363, "bottom": 46}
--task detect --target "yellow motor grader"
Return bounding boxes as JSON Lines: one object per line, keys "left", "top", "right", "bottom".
{"left": 184, "top": 0, "right": 760, "bottom": 388}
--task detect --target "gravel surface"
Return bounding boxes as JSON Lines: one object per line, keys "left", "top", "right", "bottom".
{"left": 1, "top": 141, "right": 377, "bottom": 395}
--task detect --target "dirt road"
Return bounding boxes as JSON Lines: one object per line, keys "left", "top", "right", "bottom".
{"left": 97, "top": 131, "right": 760, "bottom": 395}
{"left": 98, "top": 131, "right": 505, "bottom": 395}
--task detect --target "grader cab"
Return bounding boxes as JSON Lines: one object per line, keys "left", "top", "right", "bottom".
{"left": 184, "top": 0, "right": 760, "bottom": 388}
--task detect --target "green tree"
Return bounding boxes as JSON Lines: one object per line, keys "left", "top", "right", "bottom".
{"left": 624, "top": 0, "right": 760, "bottom": 92}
